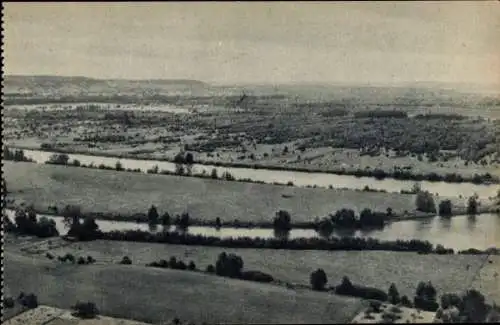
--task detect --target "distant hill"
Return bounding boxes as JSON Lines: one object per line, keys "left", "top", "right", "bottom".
{"left": 3, "top": 75, "right": 499, "bottom": 108}
{"left": 3, "top": 75, "right": 211, "bottom": 97}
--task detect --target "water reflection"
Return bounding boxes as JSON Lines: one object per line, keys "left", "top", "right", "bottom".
{"left": 4, "top": 209, "right": 500, "bottom": 250}
{"left": 466, "top": 215, "right": 477, "bottom": 232}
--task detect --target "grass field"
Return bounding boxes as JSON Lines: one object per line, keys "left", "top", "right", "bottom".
{"left": 3, "top": 250, "right": 364, "bottom": 324}
{"left": 470, "top": 255, "right": 500, "bottom": 305}
{"left": 4, "top": 161, "right": 421, "bottom": 223}
{"left": 47, "top": 240, "right": 488, "bottom": 300}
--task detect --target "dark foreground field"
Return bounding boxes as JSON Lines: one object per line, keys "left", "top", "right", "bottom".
{"left": 3, "top": 251, "right": 363, "bottom": 324}
{"left": 4, "top": 161, "right": 420, "bottom": 223}
{"left": 48, "top": 240, "right": 488, "bottom": 300}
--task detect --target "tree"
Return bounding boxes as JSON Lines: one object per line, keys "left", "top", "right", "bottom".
{"left": 63, "top": 204, "right": 82, "bottom": 231}
{"left": 215, "top": 252, "right": 243, "bottom": 278}
{"left": 115, "top": 161, "right": 124, "bottom": 171}
{"left": 48, "top": 153, "right": 69, "bottom": 165}
{"left": 415, "top": 191, "right": 436, "bottom": 213}
{"left": 316, "top": 217, "right": 334, "bottom": 238}
{"left": 462, "top": 289, "right": 488, "bottom": 322}
{"left": 215, "top": 217, "right": 222, "bottom": 229}
{"left": 210, "top": 168, "right": 218, "bottom": 179}
{"left": 120, "top": 256, "right": 132, "bottom": 265}
{"left": 388, "top": 283, "right": 400, "bottom": 305}
{"left": 438, "top": 200, "right": 453, "bottom": 216}
{"left": 188, "top": 261, "right": 196, "bottom": 270}
{"left": 466, "top": 195, "right": 478, "bottom": 215}
{"left": 147, "top": 205, "right": 159, "bottom": 225}
{"left": 175, "top": 212, "right": 190, "bottom": 230}
{"left": 160, "top": 212, "right": 171, "bottom": 226}
{"left": 310, "top": 268, "right": 328, "bottom": 291}
{"left": 273, "top": 210, "right": 292, "bottom": 233}
{"left": 72, "top": 301, "right": 99, "bottom": 319}
{"left": 331, "top": 209, "right": 357, "bottom": 228}
{"left": 185, "top": 152, "right": 194, "bottom": 165}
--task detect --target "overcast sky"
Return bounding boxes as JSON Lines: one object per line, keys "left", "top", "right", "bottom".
{"left": 4, "top": 2, "right": 500, "bottom": 86}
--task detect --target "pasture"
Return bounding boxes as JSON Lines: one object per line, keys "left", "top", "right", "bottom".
{"left": 3, "top": 251, "right": 364, "bottom": 324}
{"left": 48, "top": 240, "right": 487, "bottom": 300}
{"left": 4, "top": 161, "right": 420, "bottom": 223}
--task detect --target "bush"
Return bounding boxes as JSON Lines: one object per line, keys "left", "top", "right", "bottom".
{"left": 206, "top": 264, "right": 215, "bottom": 273}
{"left": 188, "top": 261, "right": 196, "bottom": 271}
{"left": 240, "top": 270, "right": 274, "bottom": 283}
{"left": 4, "top": 297, "right": 15, "bottom": 308}
{"left": 335, "top": 277, "right": 388, "bottom": 301}
{"left": 45, "top": 252, "right": 54, "bottom": 260}
{"left": 66, "top": 253, "right": 76, "bottom": 263}
{"left": 413, "top": 295, "right": 439, "bottom": 312}
{"left": 87, "top": 256, "right": 96, "bottom": 264}
{"left": 77, "top": 256, "right": 87, "bottom": 265}
{"left": 21, "top": 293, "right": 39, "bottom": 309}
{"left": 72, "top": 301, "right": 99, "bottom": 319}
{"left": 120, "top": 256, "right": 132, "bottom": 265}
{"left": 215, "top": 252, "right": 243, "bottom": 278}
{"left": 310, "top": 268, "right": 328, "bottom": 291}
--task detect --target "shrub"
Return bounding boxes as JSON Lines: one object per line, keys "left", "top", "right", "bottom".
{"left": 335, "top": 277, "right": 388, "bottom": 301}
{"left": 240, "top": 270, "right": 274, "bottom": 283}
{"left": 120, "top": 256, "right": 132, "bottom": 265}
{"left": 413, "top": 296, "right": 439, "bottom": 312}
{"left": 87, "top": 256, "right": 96, "bottom": 264}
{"left": 215, "top": 252, "right": 244, "bottom": 278}
{"left": 176, "top": 260, "right": 187, "bottom": 270}
{"left": 21, "top": 293, "right": 38, "bottom": 309}
{"left": 72, "top": 301, "right": 99, "bottom": 319}
{"left": 188, "top": 261, "right": 196, "bottom": 271}
{"left": 45, "top": 252, "right": 54, "bottom": 260}
{"left": 64, "top": 253, "right": 75, "bottom": 263}
{"left": 4, "top": 297, "right": 15, "bottom": 308}
{"left": 206, "top": 264, "right": 215, "bottom": 273}
{"left": 310, "top": 268, "right": 328, "bottom": 291}
{"left": 77, "top": 256, "right": 87, "bottom": 265}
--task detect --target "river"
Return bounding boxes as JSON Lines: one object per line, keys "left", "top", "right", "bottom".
{"left": 4, "top": 210, "right": 499, "bottom": 251}
{"left": 18, "top": 149, "right": 499, "bottom": 199}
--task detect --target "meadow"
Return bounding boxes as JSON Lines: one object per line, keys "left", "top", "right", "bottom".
{"left": 4, "top": 161, "right": 422, "bottom": 224}
{"left": 48, "top": 240, "right": 487, "bottom": 300}
{"left": 3, "top": 250, "right": 364, "bottom": 324}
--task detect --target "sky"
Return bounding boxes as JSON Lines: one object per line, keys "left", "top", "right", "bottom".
{"left": 4, "top": 2, "right": 500, "bottom": 86}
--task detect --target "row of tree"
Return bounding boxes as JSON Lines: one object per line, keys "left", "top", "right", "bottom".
{"left": 5, "top": 207, "right": 59, "bottom": 237}
{"left": 308, "top": 269, "right": 498, "bottom": 322}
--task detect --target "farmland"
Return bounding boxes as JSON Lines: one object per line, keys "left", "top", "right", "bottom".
{"left": 3, "top": 250, "right": 364, "bottom": 324}
{"left": 4, "top": 77, "right": 500, "bottom": 184}
{"left": 4, "top": 161, "right": 436, "bottom": 224}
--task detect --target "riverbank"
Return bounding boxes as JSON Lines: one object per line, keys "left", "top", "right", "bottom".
{"left": 7, "top": 144, "right": 499, "bottom": 185}
{"left": 5, "top": 161, "right": 429, "bottom": 225}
